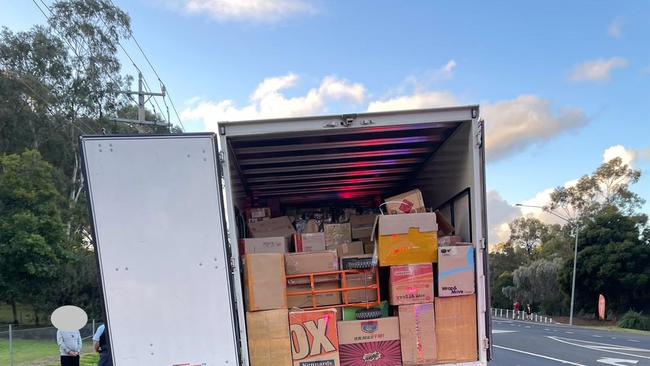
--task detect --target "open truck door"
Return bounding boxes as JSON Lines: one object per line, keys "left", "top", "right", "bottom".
{"left": 81, "top": 134, "right": 240, "bottom": 366}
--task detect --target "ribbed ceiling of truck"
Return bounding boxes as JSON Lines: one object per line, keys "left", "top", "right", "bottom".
{"left": 227, "top": 119, "right": 464, "bottom": 207}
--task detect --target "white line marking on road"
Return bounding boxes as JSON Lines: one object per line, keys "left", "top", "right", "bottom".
{"left": 526, "top": 326, "right": 531, "bottom": 328}
{"left": 597, "top": 357, "right": 638, "bottom": 365}
{"left": 548, "top": 336, "right": 650, "bottom": 360}
{"left": 628, "top": 340, "right": 640, "bottom": 343}
{"left": 565, "top": 331, "right": 574, "bottom": 334}
{"left": 493, "top": 345, "right": 587, "bottom": 365}
{"left": 545, "top": 328, "right": 551, "bottom": 331}
{"left": 594, "top": 335, "right": 604, "bottom": 338}
{"left": 493, "top": 329, "right": 517, "bottom": 334}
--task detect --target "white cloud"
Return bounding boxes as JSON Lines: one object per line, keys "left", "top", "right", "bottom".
{"left": 182, "top": 0, "right": 313, "bottom": 22}
{"left": 181, "top": 73, "right": 366, "bottom": 130}
{"left": 438, "top": 59, "right": 456, "bottom": 79}
{"left": 603, "top": 145, "right": 636, "bottom": 166}
{"left": 608, "top": 17, "right": 624, "bottom": 38}
{"left": 482, "top": 95, "right": 588, "bottom": 161}
{"left": 569, "top": 57, "right": 628, "bottom": 83}
{"left": 487, "top": 191, "right": 522, "bottom": 244}
{"left": 366, "top": 91, "right": 458, "bottom": 112}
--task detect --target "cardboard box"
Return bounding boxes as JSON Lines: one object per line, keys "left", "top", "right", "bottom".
{"left": 246, "top": 207, "right": 272, "bottom": 223}
{"left": 342, "top": 301, "right": 389, "bottom": 321}
{"left": 398, "top": 303, "right": 437, "bottom": 365}
{"left": 285, "top": 251, "right": 339, "bottom": 285}
{"left": 247, "top": 309, "right": 292, "bottom": 366}
{"left": 305, "top": 219, "right": 321, "bottom": 233}
{"left": 249, "top": 216, "right": 296, "bottom": 241}
{"left": 377, "top": 213, "right": 438, "bottom": 266}
{"left": 243, "top": 253, "right": 287, "bottom": 311}
{"left": 438, "top": 245, "right": 475, "bottom": 297}
{"left": 244, "top": 237, "right": 288, "bottom": 254}
{"left": 289, "top": 309, "right": 340, "bottom": 366}
{"left": 438, "top": 235, "right": 464, "bottom": 246}
{"left": 325, "top": 223, "right": 352, "bottom": 246}
{"left": 350, "top": 214, "right": 377, "bottom": 239}
{"left": 331, "top": 241, "right": 364, "bottom": 257}
{"left": 435, "top": 295, "right": 478, "bottom": 363}
{"left": 360, "top": 237, "right": 375, "bottom": 255}
{"left": 338, "top": 317, "right": 402, "bottom": 366}
{"left": 287, "top": 282, "right": 342, "bottom": 308}
{"left": 389, "top": 264, "right": 434, "bottom": 306}
{"left": 344, "top": 272, "right": 377, "bottom": 304}
{"left": 385, "top": 189, "right": 425, "bottom": 214}
{"left": 295, "top": 232, "right": 326, "bottom": 252}
{"left": 434, "top": 210, "right": 455, "bottom": 236}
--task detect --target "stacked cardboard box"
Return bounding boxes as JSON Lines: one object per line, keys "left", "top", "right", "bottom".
{"left": 389, "top": 264, "right": 434, "bottom": 306}
{"left": 247, "top": 309, "right": 292, "bottom": 366}
{"left": 243, "top": 253, "right": 287, "bottom": 311}
{"left": 243, "top": 237, "right": 288, "bottom": 254}
{"left": 295, "top": 232, "right": 326, "bottom": 252}
{"left": 398, "top": 303, "right": 437, "bottom": 365}
{"left": 438, "top": 245, "right": 475, "bottom": 297}
{"left": 377, "top": 212, "right": 438, "bottom": 266}
{"left": 435, "top": 295, "right": 478, "bottom": 363}
{"left": 246, "top": 207, "right": 272, "bottom": 223}
{"left": 290, "top": 309, "right": 340, "bottom": 366}
{"left": 338, "top": 317, "right": 402, "bottom": 366}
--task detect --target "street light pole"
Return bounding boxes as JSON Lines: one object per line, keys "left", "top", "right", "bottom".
{"left": 569, "top": 225, "right": 579, "bottom": 326}
{"left": 515, "top": 203, "right": 579, "bottom": 326}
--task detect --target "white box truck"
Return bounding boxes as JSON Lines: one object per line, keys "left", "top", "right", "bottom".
{"left": 81, "top": 106, "right": 492, "bottom": 365}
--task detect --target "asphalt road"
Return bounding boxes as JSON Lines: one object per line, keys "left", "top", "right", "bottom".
{"left": 490, "top": 317, "right": 650, "bottom": 366}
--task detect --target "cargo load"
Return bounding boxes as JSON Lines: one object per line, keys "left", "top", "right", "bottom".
{"left": 338, "top": 317, "right": 402, "bottom": 366}
{"left": 290, "top": 309, "right": 340, "bottom": 366}
{"left": 377, "top": 213, "right": 438, "bottom": 266}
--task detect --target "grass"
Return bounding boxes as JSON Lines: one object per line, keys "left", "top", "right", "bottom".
{"left": 0, "top": 338, "right": 97, "bottom": 366}
{"left": 578, "top": 324, "right": 650, "bottom": 336}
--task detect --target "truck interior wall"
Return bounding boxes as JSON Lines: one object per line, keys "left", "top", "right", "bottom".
{"left": 414, "top": 121, "right": 474, "bottom": 241}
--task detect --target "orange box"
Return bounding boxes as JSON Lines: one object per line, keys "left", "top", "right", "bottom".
{"left": 389, "top": 264, "right": 434, "bottom": 305}
{"left": 289, "top": 309, "right": 340, "bottom": 366}
{"left": 378, "top": 213, "right": 438, "bottom": 266}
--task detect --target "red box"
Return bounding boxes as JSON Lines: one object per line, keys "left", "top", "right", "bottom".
{"left": 338, "top": 317, "right": 402, "bottom": 366}
{"left": 389, "top": 264, "right": 434, "bottom": 306}
{"left": 289, "top": 309, "right": 340, "bottom": 366}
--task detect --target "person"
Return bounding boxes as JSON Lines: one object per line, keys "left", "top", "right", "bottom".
{"left": 526, "top": 303, "right": 532, "bottom": 320}
{"left": 513, "top": 301, "right": 521, "bottom": 319}
{"left": 93, "top": 324, "right": 113, "bottom": 366}
{"left": 57, "top": 328, "right": 81, "bottom": 366}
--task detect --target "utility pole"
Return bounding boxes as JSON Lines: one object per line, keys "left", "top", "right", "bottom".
{"left": 113, "top": 72, "right": 170, "bottom": 128}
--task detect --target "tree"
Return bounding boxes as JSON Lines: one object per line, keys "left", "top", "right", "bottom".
{"left": 558, "top": 207, "right": 650, "bottom": 315}
{"left": 508, "top": 217, "right": 548, "bottom": 258}
{"left": 537, "top": 224, "right": 573, "bottom": 261}
{"left": 0, "top": 150, "right": 68, "bottom": 324}
{"left": 548, "top": 157, "right": 644, "bottom": 220}
{"left": 489, "top": 241, "right": 528, "bottom": 308}
{"left": 503, "top": 257, "right": 566, "bottom": 315}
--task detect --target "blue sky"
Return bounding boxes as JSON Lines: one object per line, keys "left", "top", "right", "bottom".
{"left": 3, "top": 0, "right": 649, "bottom": 242}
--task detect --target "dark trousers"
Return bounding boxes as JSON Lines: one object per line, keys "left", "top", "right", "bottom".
{"left": 61, "top": 355, "right": 80, "bottom": 366}
{"left": 98, "top": 351, "right": 113, "bottom": 366}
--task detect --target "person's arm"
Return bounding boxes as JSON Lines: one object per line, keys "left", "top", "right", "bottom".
{"left": 94, "top": 341, "right": 101, "bottom": 353}
{"left": 57, "top": 331, "right": 70, "bottom": 355}
{"left": 92, "top": 325, "right": 103, "bottom": 353}
{"left": 76, "top": 331, "right": 82, "bottom": 355}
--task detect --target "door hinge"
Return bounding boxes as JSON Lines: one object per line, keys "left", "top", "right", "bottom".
{"left": 218, "top": 151, "right": 226, "bottom": 165}
{"left": 229, "top": 256, "right": 238, "bottom": 273}
{"left": 479, "top": 237, "right": 486, "bottom": 249}
{"left": 475, "top": 119, "right": 484, "bottom": 148}
{"left": 482, "top": 337, "right": 490, "bottom": 350}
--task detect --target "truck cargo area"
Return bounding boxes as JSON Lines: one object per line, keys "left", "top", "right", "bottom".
{"left": 219, "top": 106, "right": 490, "bottom": 365}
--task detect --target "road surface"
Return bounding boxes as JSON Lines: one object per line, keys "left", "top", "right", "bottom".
{"left": 491, "top": 317, "right": 650, "bottom": 365}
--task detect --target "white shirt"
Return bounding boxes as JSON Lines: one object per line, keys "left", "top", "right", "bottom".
{"left": 57, "top": 330, "right": 82, "bottom": 356}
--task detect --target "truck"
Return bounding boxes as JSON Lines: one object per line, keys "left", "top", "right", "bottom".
{"left": 80, "top": 105, "right": 492, "bottom": 365}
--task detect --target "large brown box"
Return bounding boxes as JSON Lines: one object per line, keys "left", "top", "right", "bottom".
{"left": 243, "top": 253, "right": 287, "bottom": 311}
{"left": 246, "top": 309, "right": 292, "bottom": 366}
{"left": 389, "top": 264, "right": 434, "bottom": 306}
{"left": 398, "top": 303, "right": 437, "bottom": 365}
{"left": 246, "top": 207, "right": 272, "bottom": 223}
{"left": 249, "top": 216, "right": 296, "bottom": 241}
{"left": 435, "top": 295, "right": 478, "bottom": 363}
{"left": 287, "top": 282, "right": 342, "bottom": 308}
{"left": 324, "top": 223, "right": 352, "bottom": 246}
{"left": 438, "top": 245, "right": 476, "bottom": 297}
{"left": 338, "top": 317, "right": 401, "bottom": 366}
{"left": 350, "top": 214, "right": 377, "bottom": 239}
{"left": 285, "top": 250, "right": 339, "bottom": 285}
{"left": 295, "top": 232, "right": 326, "bottom": 252}
{"left": 331, "top": 241, "right": 364, "bottom": 257}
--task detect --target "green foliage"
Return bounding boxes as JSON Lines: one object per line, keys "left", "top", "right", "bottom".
{"left": 489, "top": 241, "right": 528, "bottom": 308}
{"left": 502, "top": 257, "right": 566, "bottom": 315}
{"left": 558, "top": 207, "right": 650, "bottom": 315}
{"left": 0, "top": 150, "right": 68, "bottom": 323}
{"left": 618, "top": 310, "right": 650, "bottom": 331}
{"left": 508, "top": 217, "right": 548, "bottom": 257}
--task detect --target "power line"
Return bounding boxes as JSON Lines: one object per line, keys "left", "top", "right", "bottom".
{"left": 106, "top": 0, "right": 185, "bottom": 131}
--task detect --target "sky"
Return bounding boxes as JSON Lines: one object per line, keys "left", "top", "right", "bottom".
{"left": 2, "top": 0, "right": 649, "bottom": 244}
